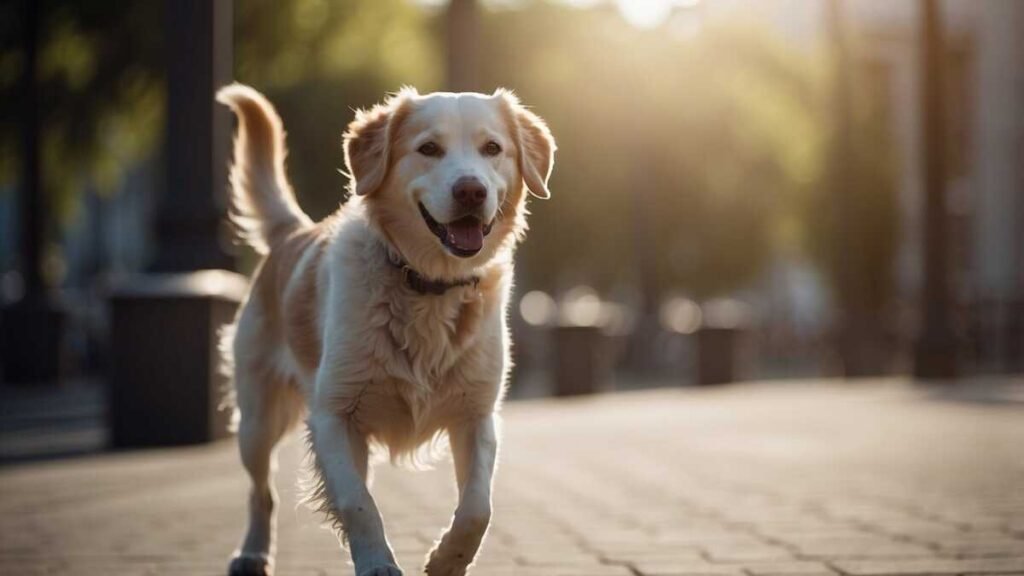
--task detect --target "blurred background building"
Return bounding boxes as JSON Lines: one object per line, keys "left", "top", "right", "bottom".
{"left": 0, "top": 0, "right": 1021, "bottom": 455}
{"left": 774, "top": 0, "right": 1023, "bottom": 374}
{"left": 704, "top": 0, "right": 1024, "bottom": 374}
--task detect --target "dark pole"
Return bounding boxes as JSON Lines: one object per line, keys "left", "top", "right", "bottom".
{"left": 446, "top": 0, "right": 480, "bottom": 92}
{"left": 624, "top": 114, "right": 660, "bottom": 375}
{"left": 912, "top": 0, "right": 958, "bottom": 379}
{"left": 0, "top": 0, "right": 65, "bottom": 385}
{"left": 109, "top": 0, "right": 239, "bottom": 445}
{"left": 153, "top": 0, "right": 234, "bottom": 272}
{"left": 19, "top": 0, "right": 43, "bottom": 297}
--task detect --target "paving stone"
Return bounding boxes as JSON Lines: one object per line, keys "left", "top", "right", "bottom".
{"left": 0, "top": 380, "right": 1022, "bottom": 576}
{"left": 789, "top": 537, "right": 936, "bottom": 559}
{"left": 634, "top": 561, "right": 746, "bottom": 576}
{"left": 601, "top": 548, "right": 706, "bottom": 564}
{"left": 741, "top": 561, "right": 840, "bottom": 575}
{"left": 833, "top": 558, "right": 1024, "bottom": 575}
{"left": 704, "top": 543, "right": 796, "bottom": 563}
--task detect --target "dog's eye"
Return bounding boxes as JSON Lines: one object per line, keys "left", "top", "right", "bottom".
{"left": 417, "top": 142, "right": 443, "bottom": 157}
{"left": 482, "top": 141, "right": 502, "bottom": 157}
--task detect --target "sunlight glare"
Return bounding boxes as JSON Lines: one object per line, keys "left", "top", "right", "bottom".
{"left": 616, "top": 0, "right": 701, "bottom": 29}
{"left": 561, "top": 0, "right": 603, "bottom": 8}
{"left": 618, "top": 0, "right": 671, "bottom": 29}
{"left": 660, "top": 297, "right": 702, "bottom": 334}
{"left": 520, "top": 290, "right": 557, "bottom": 326}
{"left": 560, "top": 286, "right": 605, "bottom": 327}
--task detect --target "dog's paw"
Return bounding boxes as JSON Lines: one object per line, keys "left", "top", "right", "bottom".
{"left": 358, "top": 565, "right": 403, "bottom": 576}
{"left": 228, "top": 553, "right": 273, "bottom": 576}
{"left": 424, "top": 550, "right": 470, "bottom": 576}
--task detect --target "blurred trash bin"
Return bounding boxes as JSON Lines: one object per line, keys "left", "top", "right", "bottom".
{"left": 110, "top": 270, "right": 247, "bottom": 447}
{"left": 553, "top": 325, "right": 611, "bottom": 396}
{"left": 0, "top": 292, "right": 66, "bottom": 385}
{"left": 552, "top": 287, "right": 612, "bottom": 396}
{"left": 695, "top": 299, "right": 752, "bottom": 386}
{"left": 696, "top": 327, "right": 742, "bottom": 385}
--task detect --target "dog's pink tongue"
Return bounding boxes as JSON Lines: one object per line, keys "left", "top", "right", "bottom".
{"left": 447, "top": 220, "right": 484, "bottom": 252}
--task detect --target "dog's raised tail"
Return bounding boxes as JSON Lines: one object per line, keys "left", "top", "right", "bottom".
{"left": 216, "top": 83, "right": 312, "bottom": 254}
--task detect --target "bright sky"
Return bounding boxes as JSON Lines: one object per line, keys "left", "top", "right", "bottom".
{"left": 413, "top": 0, "right": 703, "bottom": 29}
{"left": 541, "top": 0, "right": 704, "bottom": 28}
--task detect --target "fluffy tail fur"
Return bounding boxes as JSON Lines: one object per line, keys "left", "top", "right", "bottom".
{"left": 216, "top": 83, "right": 312, "bottom": 254}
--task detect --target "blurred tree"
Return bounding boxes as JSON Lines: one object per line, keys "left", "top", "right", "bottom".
{"left": 446, "top": 0, "right": 479, "bottom": 91}
{"left": 234, "top": 0, "right": 440, "bottom": 221}
{"left": 1, "top": 0, "right": 163, "bottom": 383}
{"left": 0, "top": 0, "right": 439, "bottom": 262}
{"left": 806, "top": 73, "right": 900, "bottom": 374}
{"left": 801, "top": 4, "right": 900, "bottom": 375}
{"left": 0, "top": 0, "right": 164, "bottom": 229}
{"left": 913, "top": 0, "right": 957, "bottom": 379}
{"left": 0, "top": 1, "right": 902, "bottom": 378}
{"left": 473, "top": 3, "right": 824, "bottom": 303}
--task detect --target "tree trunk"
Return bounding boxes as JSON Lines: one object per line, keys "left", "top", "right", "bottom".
{"left": 913, "top": 0, "right": 959, "bottom": 379}
{"left": 446, "top": 0, "right": 480, "bottom": 92}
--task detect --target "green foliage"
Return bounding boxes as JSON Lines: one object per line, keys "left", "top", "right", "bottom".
{"left": 234, "top": 0, "right": 441, "bottom": 220}
{"left": 0, "top": 1, "right": 164, "bottom": 223}
{"left": 237, "top": 0, "right": 439, "bottom": 91}
{"left": 0, "top": 0, "right": 437, "bottom": 228}
{"left": 1, "top": 0, "right": 898, "bottom": 312}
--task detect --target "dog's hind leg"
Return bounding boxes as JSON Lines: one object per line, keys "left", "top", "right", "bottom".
{"left": 228, "top": 332, "right": 304, "bottom": 576}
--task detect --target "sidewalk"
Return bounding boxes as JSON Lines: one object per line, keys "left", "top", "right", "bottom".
{"left": 1, "top": 379, "right": 1022, "bottom": 576}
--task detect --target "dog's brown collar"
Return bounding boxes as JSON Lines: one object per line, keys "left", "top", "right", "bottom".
{"left": 386, "top": 252, "right": 479, "bottom": 296}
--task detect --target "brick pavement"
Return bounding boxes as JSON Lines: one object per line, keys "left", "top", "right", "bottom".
{"left": 1, "top": 379, "right": 1022, "bottom": 576}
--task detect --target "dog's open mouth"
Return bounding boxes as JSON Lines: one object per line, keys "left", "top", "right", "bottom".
{"left": 419, "top": 203, "right": 493, "bottom": 258}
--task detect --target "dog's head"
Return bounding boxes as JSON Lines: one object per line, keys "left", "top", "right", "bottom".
{"left": 344, "top": 88, "right": 555, "bottom": 280}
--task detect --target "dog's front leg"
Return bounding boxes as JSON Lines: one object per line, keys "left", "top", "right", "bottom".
{"left": 309, "top": 409, "right": 402, "bottom": 576}
{"left": 425, "top": 414, "right": 498, "bottom": 576}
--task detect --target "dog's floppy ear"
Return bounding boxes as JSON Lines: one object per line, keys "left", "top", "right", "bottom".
{"left": 343, "top": 88, "right": 416, "bottom": 197}
{"left": 496, "top": 89, "right": 556, "bottom": 199}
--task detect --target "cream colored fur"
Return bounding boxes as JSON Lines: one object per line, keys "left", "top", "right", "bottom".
{"left": 215, "top": 84, "right": 554, "bottom": 576}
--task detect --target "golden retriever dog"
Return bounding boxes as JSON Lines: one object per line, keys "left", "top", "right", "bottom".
{"left": 215, "top": 83, "right": 555, "bottom": 576}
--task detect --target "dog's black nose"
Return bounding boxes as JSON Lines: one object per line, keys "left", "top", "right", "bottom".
{"left": 452, "top": 177, "right": 487, "bottom": 209}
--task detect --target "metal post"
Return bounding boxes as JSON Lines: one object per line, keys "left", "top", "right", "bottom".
{"left": 19, "top": 0, "right": 42, "bottom": 298}
{"left": 1, "top": 0, "right": 65, "bottom": 385}
{"left": 912, "top": 0, "right": 958, "bottom": 379}
{"left": 110, "top": 0, "right": 242, "bottom": 445}
{"left": 153, "top": 0, "right": 234, "bottom": 272}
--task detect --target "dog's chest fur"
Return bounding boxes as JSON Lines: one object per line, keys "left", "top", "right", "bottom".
{"left": 367, "top": 284, "right": 501, "bottom": 445}
{"left": 380, "top": 287, "right": 486, "bottom": 384}
{"left": 272, "top": 216, "right": 507, "bottom": 455}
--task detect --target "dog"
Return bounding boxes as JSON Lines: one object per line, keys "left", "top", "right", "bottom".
{"left": 215, "top": 83, "right": 555, "bottom": 576}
